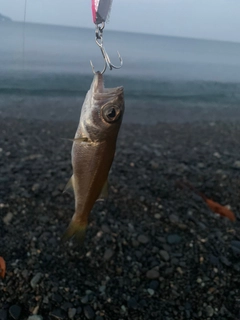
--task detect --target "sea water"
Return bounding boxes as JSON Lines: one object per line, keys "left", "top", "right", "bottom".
{"left": 1, "top": 21, "right": 240, "bottom": 122}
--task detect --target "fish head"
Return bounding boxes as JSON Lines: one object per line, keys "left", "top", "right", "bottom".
{"left": 81, "top": 72, "right": 124, "bottom": 141}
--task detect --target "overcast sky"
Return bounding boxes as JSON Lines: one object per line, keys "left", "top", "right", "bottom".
{"left": 1, "top": 0, "right": 240, "bottom": 42}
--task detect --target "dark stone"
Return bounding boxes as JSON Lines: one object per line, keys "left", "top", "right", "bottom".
{"left": 160, "top": 250, "right": 170, "bottom": 261}
{"left": 49, "top": 309, "right": 64, "bottom": 319}
{"left": 68, "top": 308, "right": 76, "bottom": 319}
{"left": 231, "top": 241, "right": 240, "bottom": 257}
{"left": 185, "top": 302, "right": 192, "bottom": 310}
{"left": 138, "top": 235, "right": 149, "bottom": 244}
{"left": 209, "top": 254, "right": 219, "bottom": 266}
{"left": 233, "top": 263, "right": 240, "bottom": 272}
{"left": 128, "top": 298, "right": 138, "bottom": 310}
{"left": 81, "top": 296, "right": 88, "bottom": 304}
{"left": 146, "top": 269, "right": 159, "bottom": 279}
{"left": 167, "top": 234, "right": 182, "bottom": 244}
{"left": 0, "top": 310, "right": 7, "bottom": 320}
{"left": 9, "top": 305, "right": 21, "bottom": 320}
{"left": 220, "top": 256, "right": 231, "bottom": 267}
{"left": 83, "top": 306, "right": 95, "bottom": 320}
{"left": 139, "top": 300, "right": 147, "bottom": 308}
{"left": 52, "top": 293, "right": 63, "bottom": 303}
{"left": 135, "top": 251, "right": 142, "bottom": 259}
{"left": 95, "top": 316, "right": 104, "bottom": 320}
{"left": 76, "top": 307, "right": 82, "bottom": 314}
{"left": 103, "top": 249, "right": 114, "bottom": 261}
{"left": 164, "top": 267, "right": 174, "bottom": 275}
{"left": 148, "top": 280, "right": 159, "bottom": 290}
{"left": 169, "top": 214, "right": 179, "bottom": 223}
{"left": 61, "top": 302, "right": 73, "bottom": 311}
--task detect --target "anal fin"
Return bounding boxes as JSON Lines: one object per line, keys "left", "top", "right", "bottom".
{"left": 63, "top": 175, "right": 74, "bottom": 194}
{"left": 97, "top": 180, "right": 109, "bottom": 202}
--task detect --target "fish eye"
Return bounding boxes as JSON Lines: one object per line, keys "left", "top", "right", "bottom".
{"left": 101, "top": 104, "right": 121, "bottom": 123}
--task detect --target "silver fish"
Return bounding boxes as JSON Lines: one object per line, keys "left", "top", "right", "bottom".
{"left": 62, "top": 72, "right": 124, "bottom": 242}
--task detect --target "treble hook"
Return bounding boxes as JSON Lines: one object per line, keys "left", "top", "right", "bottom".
{"left": 90, "top": 23, "right": 123, "bottom": 75}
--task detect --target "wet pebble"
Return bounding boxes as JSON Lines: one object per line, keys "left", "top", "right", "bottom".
{"left": 0, "top": 310, "right": 7, "bottom": 320}
{"left": 205, "top": 305, "right": 214, "bottom": 317}
{"left": 103, "top": 249, "right": 114, "bottom": 261}
{"left": 101, "top": 224, "right": 111, "bottom": 233}
{"left": 146, "top": 269, "right": 159, "bottom": 279}
{"left": 167, "top": 234, "right": 182, "bottom": 244}
{"left": 147, "top": 289, "right": 155, "bottom": 296}
{"left": 132, "top": 239, "right": 139, "bottom": 247}
{"left": 138, "top": 235, "right": 149, "bottom": 244}
{"left": 9, "top": 305, "right": 22, "bottom": 320}
{"left": 128, "top": 298, "right": 138, "bottom": 310}
{"left": 49, "top": 309, "right": 64, "bottom": 319}
{"left": 231, "top": 240, "right": 240, "bottom": 257}
{"left": 83, "top": 306, "right": 95, "bottom": 320}
{"left": 148, "top": 280, "right": 159, "bottom": 290}
{"left": 169, "top": 214, "right": 179, "bottom": 223}
{"left": 3, "top": 212, "right": 13, "bottom": 224}
{"left": 232, "top": 160, "right": 240, "bottom": 169}
{"left": 68, "top": 308, "right": 76, "bottom": 319}
{"left": 160, "top": 250, "right": 170, "bottom": 261}
{"left": 52, "top": 293, "right": 63, "bottom": 303}
{"left": 28, "top": 316, "right": 43, "bottom": 320}
{"left": 76, "top": 307, "right": 82, "bottom": 314}
{"left": 81, "top": 295, "right": 89, "bottom": 304}
{"left": 30, "top": 273, "right": 43, "bottom": 289}
{"left": 220, "top": 256, "right": 231, "bottom": 267}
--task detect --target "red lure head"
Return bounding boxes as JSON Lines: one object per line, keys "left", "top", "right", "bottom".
{"left": 91, "top": 0, "right": 97, "bottom": 24}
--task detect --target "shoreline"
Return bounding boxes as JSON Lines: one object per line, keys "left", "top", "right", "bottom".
{"left": 1, "top": 96, "right": 240, "bottom": 125}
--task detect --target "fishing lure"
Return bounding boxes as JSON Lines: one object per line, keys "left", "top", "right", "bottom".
{"left": 90, "top": 0, "right": 122, "bottom": 74}
{"left": 91, "top": 0, "right": 113, "bottom": 25}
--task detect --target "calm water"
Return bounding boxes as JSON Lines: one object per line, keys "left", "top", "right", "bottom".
{"left": 1, "top": 21, "right": 240, "bottom": 107}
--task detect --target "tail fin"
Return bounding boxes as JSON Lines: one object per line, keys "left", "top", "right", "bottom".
{"left": 61, "top": 220, "right": 87, "bottom": 244}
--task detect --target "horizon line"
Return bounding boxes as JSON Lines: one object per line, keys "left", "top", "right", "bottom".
{"left": 5, "top": 19, "right": 240, "bottom": 46}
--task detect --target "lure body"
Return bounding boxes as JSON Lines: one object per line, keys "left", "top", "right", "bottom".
{"left": 92, "top": 0, "right": 113, "bottom": 24}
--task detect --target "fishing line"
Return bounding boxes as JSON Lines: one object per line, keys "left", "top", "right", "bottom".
{"left": 22, "top": 0, "right": 27, "bottom": 71}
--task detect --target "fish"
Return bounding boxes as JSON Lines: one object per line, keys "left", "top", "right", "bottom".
{"left": 62, "top": 71, "right": 124, "bottom": 243}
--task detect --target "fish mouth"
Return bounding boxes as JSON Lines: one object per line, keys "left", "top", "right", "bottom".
{"left": 91, "top": 72, "right": 123, "bottom": 99}
{"left": 92, "top": 72, "right": 104, "bottom": 93}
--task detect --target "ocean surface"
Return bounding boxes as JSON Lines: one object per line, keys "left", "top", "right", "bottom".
{"left": 1, "top": 22, "right": 240, "bottom": 123}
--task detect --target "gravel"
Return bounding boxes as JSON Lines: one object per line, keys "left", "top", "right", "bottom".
{"left": 1, "top": 117, "right": 240, "bottom": 319}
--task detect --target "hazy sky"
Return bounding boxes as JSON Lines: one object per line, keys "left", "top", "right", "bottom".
{"left": 1, "top": 0, "right": 240, "bottom": 42}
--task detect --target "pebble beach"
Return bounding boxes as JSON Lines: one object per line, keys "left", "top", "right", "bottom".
{"left": 1, "top": 106, "right": 240, "bottom": 319}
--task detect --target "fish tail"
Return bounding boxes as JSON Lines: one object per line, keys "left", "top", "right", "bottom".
{"left": 61, "top": 219, "right": 87, "bottom": 244}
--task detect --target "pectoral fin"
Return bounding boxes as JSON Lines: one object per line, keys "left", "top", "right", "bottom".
{"left": 97, "top": 180, "right": 109, "bottom": 202}
{"left": 61, "top": 137, "right": 89, "bottom": 143}
{"left": 63, "top": 175, "right": 74, "bottom": 194}
{"left": 73, "top": 137, "right": 89, "bottom": 143}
